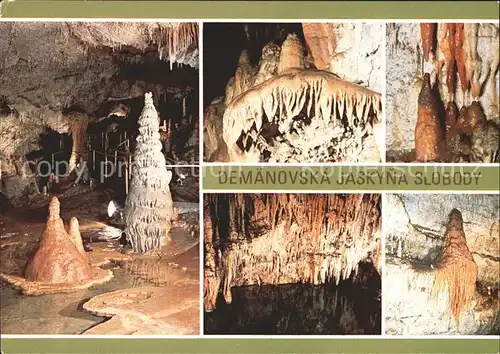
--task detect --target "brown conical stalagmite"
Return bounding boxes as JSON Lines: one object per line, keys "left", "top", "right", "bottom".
{"left": 68, "top": 217, "right": 88, "bottom": 260}
{"left": 433, "top": 209, "right": 478, "bottom": 324}
{"left": 415, "top": 73, "right": 441, "bottom": 162}
{"left": 24, "top": 197, "right": 92, "bottom": 284}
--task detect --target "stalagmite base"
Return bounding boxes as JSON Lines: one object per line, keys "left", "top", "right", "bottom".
{"left": 203, "top": 194, "right": 381, "bottom": 311}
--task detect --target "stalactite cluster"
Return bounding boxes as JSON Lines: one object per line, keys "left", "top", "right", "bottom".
{"left": 203, "top": 193, "right": 381, "bottom": 311}
{"left": 432, "top": 209, "right": 478, "bottom": 324}
{"left": 220, "top": 33, "right": 382, "bottom": 163}
{"left": 124, "top": 92, "right": 175, "bottom": 253}
{"left": 414, "top": 23, "right": 499, "bottom": 163}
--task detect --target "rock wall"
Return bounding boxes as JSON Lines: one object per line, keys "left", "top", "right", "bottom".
{"left": 384, "top": 194, "right": 500, "bottom": 335}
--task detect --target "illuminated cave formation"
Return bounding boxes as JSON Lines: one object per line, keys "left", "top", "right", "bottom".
{"left": 124, "top": 93, "right": 175, "bottom": 254}
{"left": 203, "top": 193, "right": 382, "bottom": 312}
{"left": 204, "top": 23, "right": 383, "bottom": 163}
{"left": 24, "top": 197, "right": 93, "bottom": 284}
{"left": 0, "top": 197, "right": 113, "bottom": 295}
{"left": 386, "top": 23, "right": 499, "bottom": 163}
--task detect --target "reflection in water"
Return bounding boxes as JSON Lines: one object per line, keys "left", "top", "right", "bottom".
{"left": 204, "top": 282, "right": 381, "bottom": 335}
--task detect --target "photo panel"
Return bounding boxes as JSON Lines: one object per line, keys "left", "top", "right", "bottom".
{"left": 0, "top": 21, "right": 201, "bottom": 335}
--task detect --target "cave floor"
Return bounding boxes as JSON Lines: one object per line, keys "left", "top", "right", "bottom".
{"left": 0, "top": 189, "right": 200, "bottom": 335}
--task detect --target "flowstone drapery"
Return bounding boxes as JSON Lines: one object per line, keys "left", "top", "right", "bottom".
{"left": 124, "top": 92, "right": 174, "bottom": 253}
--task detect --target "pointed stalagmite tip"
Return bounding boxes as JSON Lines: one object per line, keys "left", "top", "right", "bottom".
{"left": 418, "top": 73, "right": 435, "bottom": 108}
{"left": 48, "top": 197, "right": 61, "bottom": 220}
{"left": 144, "top": 92, "right": 153, "bottom": 104}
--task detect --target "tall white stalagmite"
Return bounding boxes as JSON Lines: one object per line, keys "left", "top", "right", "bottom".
{"left": 124, "top": 92, "right": 174, "bottom": 253}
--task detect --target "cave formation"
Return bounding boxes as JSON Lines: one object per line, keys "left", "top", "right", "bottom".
{"left": 384, "top": 194, "right": 499, "bottom": 335}
{"left": 0, "top": 22, "right": 200, "bottom": 335}
{"left": 203, "top": 23, "right": 384, "bottom": 163}
{"left": 0, "top": 21, "right": 199, "bottom": 206}
{"left": 386, "top": 23, "right": 500, "bottom": 163}
{"left": 204, "top": 193, "right": 382, "bottom": 335}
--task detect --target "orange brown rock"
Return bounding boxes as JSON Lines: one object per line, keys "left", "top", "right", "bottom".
{"left": 415, "top": 73, "right": 441, "bottom": 162}
{"left": 420, "top": 23, "right": 436, "bottom": 62}
{"left": 24, "top": 197, "right": 92, "bottom": 284}
{"left": 454, "top": 24, "right": 468, "bottom": 97}
{"left": 467, "top": 101, "right": 486, "bottom": 131}
{"left": 68, "top": 217, "right": 88, "bottom": 260}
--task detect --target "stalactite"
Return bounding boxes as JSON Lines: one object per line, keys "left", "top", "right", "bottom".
{"left": 415, "top": 73, "right": 441, "bottom": 162}
{"left": 432, "top": 209, "right": 477, "bottom": 324}
{"left": 124, "top": 93, "right": 174, "bottom": 253}
{"left": 438, "top": 24, "right": 456, "bottom": 101}
{"left": 420, "top": 24, "right": 436, "bottom": 63}
{"left": 68, "top": 217, "right": 87, "bottom": 261}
